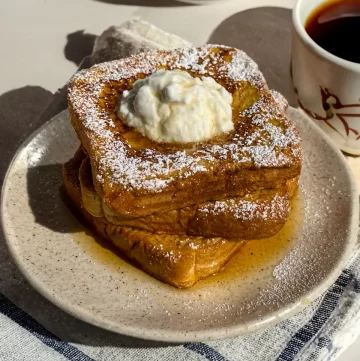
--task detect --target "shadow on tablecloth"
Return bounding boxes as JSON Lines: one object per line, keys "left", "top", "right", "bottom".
{"left": 208, "top": 6, "right": 297, "bottom": 107}
{"left": 65, "top": 31, "right": 97, "bottom": 66}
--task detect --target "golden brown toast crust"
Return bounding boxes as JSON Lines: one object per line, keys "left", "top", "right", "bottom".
{"left": 78, "top": 151, "right": 293, "bottom": 239}
{"left": 286, "top": 176, "right": 299, "bottom": 199}
{"left": 63, "top": 150, "right": 247, "bottom": 288}
{"left": 68, "top": 45, "right": 302, "bottom": 218}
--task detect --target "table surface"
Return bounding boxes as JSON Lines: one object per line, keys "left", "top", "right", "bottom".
{"left": 1, "top": 0, "right": 359, "bottom": 359}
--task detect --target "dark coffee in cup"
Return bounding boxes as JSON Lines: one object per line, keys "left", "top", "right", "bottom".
{"left": 305, "top": 0, "right": 360, "bottom": 63}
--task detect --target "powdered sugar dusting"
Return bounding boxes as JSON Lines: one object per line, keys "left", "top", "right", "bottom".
{"left": 99, "top": 138, "right": 209, "bottom": 191}
{"left": 222, "top": 49, "right": 265, "bottom": 89}
{"left": 269, "top": 89, "right": 288, "bottom": 113}
{"left": 199, "top": 192, "right": 290, "bottom": 221}
{"left": 203, "top": 94, "right": 302, "bottom": 169}
{"left": 68, "top": 45, "right": 302, "bottom": 193}
{"left": 236, "top": 96, "right": 301, "bottom": 168}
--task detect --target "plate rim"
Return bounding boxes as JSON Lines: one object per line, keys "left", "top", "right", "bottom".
{"left": 0, "top": 108, "right": 359, "bottom": 342}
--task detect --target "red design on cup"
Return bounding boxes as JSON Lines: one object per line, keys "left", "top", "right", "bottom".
{"left": 297, "top": 87, "right": 360, "bottom": 140}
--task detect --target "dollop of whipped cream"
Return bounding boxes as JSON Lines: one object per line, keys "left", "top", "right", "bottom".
{"left": 117, "top": 70, "right": 233, "bottom": 143}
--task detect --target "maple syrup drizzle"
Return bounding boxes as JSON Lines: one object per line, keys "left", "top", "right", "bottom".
{"left": 69, "top": 190, "right": 304, "bottom": 286}
{"left": 196, "top": 190, "right": 304, "bottom": 287}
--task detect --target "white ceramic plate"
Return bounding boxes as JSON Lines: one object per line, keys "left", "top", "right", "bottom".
{"left": 1, "top": 108, "right": 358, "bottom": 342}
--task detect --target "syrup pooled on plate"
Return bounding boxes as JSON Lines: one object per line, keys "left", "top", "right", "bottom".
{"left": 305, "top": 0, "right": 360, "bottom": 63}
{"left": 68, "top": 190, "right": 304, "bottom": 288}
{"left": 195, "top": 190, "right": 304, "bottom": 288}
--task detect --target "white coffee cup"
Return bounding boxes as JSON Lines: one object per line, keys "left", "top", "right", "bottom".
{"left": 292, "top": 0, "right": 360, "bottom": 155}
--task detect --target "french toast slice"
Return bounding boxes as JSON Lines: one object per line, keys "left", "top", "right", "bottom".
{"left": 63, "top": 148, "right": 247, "bottom": 288}
{"left": 68, "top": 45, "right": 302, "bottom": 218}
{"left": 78, "top": 150, "right": 293, "bottom": 239}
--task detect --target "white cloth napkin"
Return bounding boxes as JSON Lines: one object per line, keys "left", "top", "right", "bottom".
{"left": 0, "top": 20, "right": 359, "bottom": 361}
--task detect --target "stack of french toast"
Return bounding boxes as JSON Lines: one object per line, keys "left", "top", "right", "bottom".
{"left": 64, "top": 45, "right": 302, "bottom": 288}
